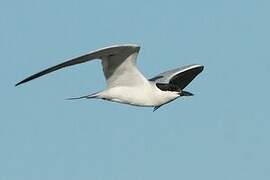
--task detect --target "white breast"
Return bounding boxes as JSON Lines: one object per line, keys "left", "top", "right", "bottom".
{"left": 97, "top": 83, "right": 180, "bottom": 107}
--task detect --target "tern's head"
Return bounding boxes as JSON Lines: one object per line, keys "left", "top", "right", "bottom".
{"left": 164, "top": 89, "right": 194, "bottom": 99}
{"left": 154, "top": 83, "right": 194, "bottom": 104}
{"left": 156, "top": 83, "right": 193, "bottom": 96}
{"left": 157, "top": 91, "right": 181, "bottom": 104}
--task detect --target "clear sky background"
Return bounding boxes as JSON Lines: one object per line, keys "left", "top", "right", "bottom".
{"left": 1, "top": 0, "right": 270, "bottom": 179}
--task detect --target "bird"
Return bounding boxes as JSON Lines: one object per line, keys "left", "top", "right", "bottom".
{"left": 15, "top": 44, "right": 204, "bottom": 111}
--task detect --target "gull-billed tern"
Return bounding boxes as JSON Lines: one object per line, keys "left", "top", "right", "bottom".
{"left": 16, "top": 44, "right": 204, "bottom": 111}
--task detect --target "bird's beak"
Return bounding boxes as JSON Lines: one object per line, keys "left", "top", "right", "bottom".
{"left": 179, "top": 91, "right": 194, "bottom": 96}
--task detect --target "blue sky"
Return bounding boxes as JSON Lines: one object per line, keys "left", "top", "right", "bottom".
{"left": 1, "top": 0, "right": 270, "bottom": 179}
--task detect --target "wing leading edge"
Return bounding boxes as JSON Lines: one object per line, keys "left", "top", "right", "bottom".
{"left": 15, "top": 44, "right": 140, "bottom": 86}
{"left": 150, "top": 64, "right": 204, "bottom": 90}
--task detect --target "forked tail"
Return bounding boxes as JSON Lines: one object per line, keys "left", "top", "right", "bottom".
{"left": 65, "top": 92, "right": 99, "bottom": 100}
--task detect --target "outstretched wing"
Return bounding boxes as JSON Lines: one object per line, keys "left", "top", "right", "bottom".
{"left": 16, "top": 44, "right": 148, "bottom": 88}
{"left": 149, "top": 64, "right": 204, "bottom": 90}
{"left": 101, "top": 45, "right": 148, "bottom": 88}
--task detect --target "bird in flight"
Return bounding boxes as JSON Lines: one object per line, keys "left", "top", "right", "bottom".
{"left": 16, "top": 44, "right": 204, "bottom": 111}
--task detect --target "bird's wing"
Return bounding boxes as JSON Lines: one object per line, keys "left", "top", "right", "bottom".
{"left": 16, "top": 44, "right": 148, "bottom": 87}
{"left": 101, "top": 45, "right": 148, "bottom": 88}
{"left": 149, "top": 64, "right": 204, "bottom": 89}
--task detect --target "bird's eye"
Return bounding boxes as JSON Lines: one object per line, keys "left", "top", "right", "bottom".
{"left": 168, "top": 84, "right": 178, "bottom": 91}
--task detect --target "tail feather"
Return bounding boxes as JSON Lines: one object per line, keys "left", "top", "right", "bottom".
{"left": 65, "top": 92, "right": 99, "bottom": 100}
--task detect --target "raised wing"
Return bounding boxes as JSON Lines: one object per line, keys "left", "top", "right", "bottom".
{"left": 15, "top": 44, "right": 147, "bottom": 87}
{"left": 101, "top": 46, "right": 148, "bottom": 88}
{"left": 149, "top": 64, "right": 204, "bottom": 90}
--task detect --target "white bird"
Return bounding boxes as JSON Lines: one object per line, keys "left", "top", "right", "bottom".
{"left": 16, "top": 44, "right": 204, "bottom": 111}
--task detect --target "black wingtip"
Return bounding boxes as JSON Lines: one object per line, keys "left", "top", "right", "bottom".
{"left": 153, "top": 106, "right": 161, "bottom": 112}
{"left": 15, "top": 82, "right": 21, "bottom": 87}
{"left": 15, "top": 80, "right": 26, "bottom": 87}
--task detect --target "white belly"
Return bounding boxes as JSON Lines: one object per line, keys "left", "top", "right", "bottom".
{"left": 97, "top": 85, "right": 180, "bottom": 107}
